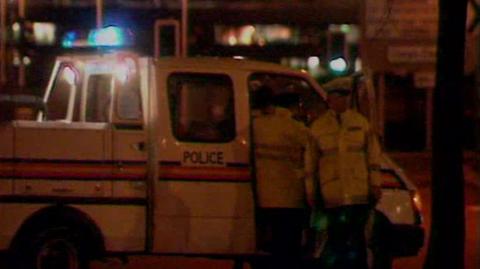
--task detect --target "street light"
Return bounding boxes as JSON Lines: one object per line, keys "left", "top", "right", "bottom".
{"left": 96, "top": 0, "right": 103, "bottom": 28}
{"left": 0, "top": 0, "right": 7, "bottom": 86}
{"left": 181, "top": 0, "right": 188, "bottom": 57}
{"left": 18, "top": 0, "right": 27, "bottom": 88}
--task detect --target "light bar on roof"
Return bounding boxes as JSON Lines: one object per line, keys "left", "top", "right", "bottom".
{"left": 88, "top": 26, "right": 129, "bottom": 47}
{"left": 62, "top": 26, "right": 133, "bottom": 48}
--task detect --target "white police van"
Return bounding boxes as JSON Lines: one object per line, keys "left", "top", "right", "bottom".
{"left": 0, "top": 51, "right": 423, "bottom": 269}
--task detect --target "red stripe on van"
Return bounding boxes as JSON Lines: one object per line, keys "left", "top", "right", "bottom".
{"left": 113, "top": 163, "right": 147, "bottom": 180}
{"left": 0, "top": 161, "right": 14, "bottom": 177}
{"left": 159, "top": 166, "right": 250, "bottom": 181}
{"left": 16, "top": 162, "right": 112, "bottom": 179}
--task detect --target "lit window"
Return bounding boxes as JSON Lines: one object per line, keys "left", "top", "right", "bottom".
{"left": 86, "top": 74, "right": 113, "bottom": 122}
{"left": 33, "top": 22, "right": 56, "bottom": 45}
{"left": 46, "top": 65, "right": 77, "bottom": 121}
{"left": 215, "top": 24, "right": 296, "bottom": 46}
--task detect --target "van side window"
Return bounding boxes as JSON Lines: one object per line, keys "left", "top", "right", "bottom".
{"left": 168, "top": 73, "right": 236, "bottom": 143}
{"left": 86, "top": 74, "right": 113, "bottom": 122}
{"left": 249, "top": 73, "right": 326, "bottom": 126}
{"left": 45, "top": 65, "right": 77, "bottom": 121}
{"left": 117, "top": 75, "right": 142, "bottom": 120}
{"left": 117, "top": 86, "right": 142, "bottom": 120}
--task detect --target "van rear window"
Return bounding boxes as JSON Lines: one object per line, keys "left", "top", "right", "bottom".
{"left": 167, "top": 73, "right": 236, "bottom": 143}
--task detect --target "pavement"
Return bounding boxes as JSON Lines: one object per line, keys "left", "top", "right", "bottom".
{"left": 390, "top": 150, "right": 480, "bottom": 269}
{"left": 389, "top": 151, "right": 480, "bottom": 187}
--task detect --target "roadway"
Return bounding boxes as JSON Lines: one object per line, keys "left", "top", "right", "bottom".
{"left": 392, "top": 154, "right": 480, "bottom": 269}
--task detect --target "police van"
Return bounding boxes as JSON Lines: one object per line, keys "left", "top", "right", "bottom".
{"left": 0, "top": 52, "right": 423, "bottom": 269}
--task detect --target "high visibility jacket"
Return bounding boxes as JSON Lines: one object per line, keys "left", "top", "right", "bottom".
{"left": 253, "top": 107, "right": 316, "bottom": 208}
{"left": 310, "top": 109, "right": 381, "bottom": 208}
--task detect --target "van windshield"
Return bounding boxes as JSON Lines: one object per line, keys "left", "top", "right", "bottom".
{"left": 249, "top": 73, "right": 326, "bottom": 126}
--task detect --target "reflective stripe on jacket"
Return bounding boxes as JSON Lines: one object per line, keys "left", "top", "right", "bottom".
{"left": 253, "top": 107, "right": 316, "bottom": 208}
{"left": 310, "top": 109, "right": 381, "bottom": 208}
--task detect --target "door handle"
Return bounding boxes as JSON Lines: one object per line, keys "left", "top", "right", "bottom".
{"left": 132, "top": 141, "right": 146, "bottom": 152}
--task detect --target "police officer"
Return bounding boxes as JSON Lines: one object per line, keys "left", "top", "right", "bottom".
{"left": 251, "top": 85, "right": 316, "bottom": 269}
{"left": 310, "top": 77, "right": 382, "bottom": 269}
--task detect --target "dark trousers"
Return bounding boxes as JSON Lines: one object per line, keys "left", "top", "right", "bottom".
{"left": 257, "top": 208, "right": 307, "bottom": 269}
{"left": 322, "top": 205, "right": 371, "bottom": 269}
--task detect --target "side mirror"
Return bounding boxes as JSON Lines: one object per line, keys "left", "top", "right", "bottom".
{"left": 0, "top": 94, "right": 15, "bottom": 122}
{"left": 0, "top": 94, "right": 47, "bottom": 122}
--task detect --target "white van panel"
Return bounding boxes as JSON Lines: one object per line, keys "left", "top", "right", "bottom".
{"left": 112, "top": 129, "right": 147, "bottom": 161}
{"left": 0, "top": 180, "right": 12, "bottom": 195}
{"left": 153, "top": 216, "right": 255, "bottom": 254}
{"left": 155, "top": 181, "right": 254, "bottom": 217}
{"left": 14, "top": 179, "right": 113, "bottom": 197}
{"left": 0, "top": 124, "right": 13, "bottom": 158}
{"left": 377, "top": 189, "right": 416, "bottom": 224}
{"left": 14, "top": 121, "right": 109, "bottom": 160}
{"left": 112, "top": 180, "right": 146, "bottom": 198}
{"left": 153, "top": 181, "right": 255, "bottom": 254}
{"left": 74, "top": 205, "right": 146, "bottom": 252}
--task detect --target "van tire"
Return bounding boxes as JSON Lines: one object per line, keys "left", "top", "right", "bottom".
{"left": 10, "top": 226, "right": 92, "bottom": 269}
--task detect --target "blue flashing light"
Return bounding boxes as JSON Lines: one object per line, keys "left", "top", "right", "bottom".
{"left": 62, "top": 31, "right": 77, "bottom": 48}
{"left": 62, "top": 26, "right": 133, "bottom": 49}
{"left": 88, "top": 26, "right": 126, "bottom": 47}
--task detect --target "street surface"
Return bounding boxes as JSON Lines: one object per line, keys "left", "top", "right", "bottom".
{"left": 392, "top": 153, "right": 480, "bottom": 269}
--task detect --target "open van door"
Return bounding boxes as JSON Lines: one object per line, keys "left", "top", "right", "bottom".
{"left": 351, "top": 69, "right": 382, "bottom": 140}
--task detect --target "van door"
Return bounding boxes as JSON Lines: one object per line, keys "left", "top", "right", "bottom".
{"left": 13, "top": 63, "right": 112, "bottom": 199}
{"left": 152, "top": 69, "right": 255, "bottom": 254}
{"left": 110, "top": 59, "right": 147, "bottom": 199}
{"left": 353, "top": 72, "right": 379, "bottom": 134}
{"left": 109, "top": 57, "right": 148, "bottom": 251}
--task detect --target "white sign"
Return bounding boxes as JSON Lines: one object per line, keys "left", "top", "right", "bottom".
{"left": 387, "top": 46, "right": 437, "bottom": 64}
{"left": 414, "top": 72, "right": 436, "bottom": 88}
{"left": 365, "top": 0, "right": 438, "bottom": 40}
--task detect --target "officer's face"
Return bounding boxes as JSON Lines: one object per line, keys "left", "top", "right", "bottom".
{"left": 327, "top": 93, "right": 350, "bottom": 113}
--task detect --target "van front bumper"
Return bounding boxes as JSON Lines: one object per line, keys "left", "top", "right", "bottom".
{"left": 389, "top": 224, "right": 425, "bottom": 257}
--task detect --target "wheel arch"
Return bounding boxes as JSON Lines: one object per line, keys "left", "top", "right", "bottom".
{"left": 9, "top": 205, "right": 106, "bottom": 259}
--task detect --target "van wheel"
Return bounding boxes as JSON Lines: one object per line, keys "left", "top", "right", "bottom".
{"left": 11, "top": 227, "right": 90, "bottom": 269}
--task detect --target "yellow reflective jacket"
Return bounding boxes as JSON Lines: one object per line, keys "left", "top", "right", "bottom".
{"left": 310, "top": 109, "right": 381, "bottom": 208}
{"left": 253, "top": 107, "right": 316, "bottom": 208}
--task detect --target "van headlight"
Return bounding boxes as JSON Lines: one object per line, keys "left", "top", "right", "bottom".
{"left": 410, "top": 190, "right": 423, "bottom": 225}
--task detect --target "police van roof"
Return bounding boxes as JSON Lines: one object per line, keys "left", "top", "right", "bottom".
{"left": 56, "top": 53, "right": 302, "bottom": 75}
{"left": 154, "top": 57, "right": 300, "bottom": 73}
